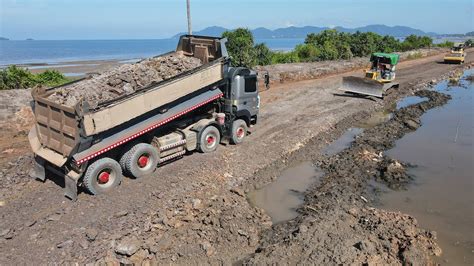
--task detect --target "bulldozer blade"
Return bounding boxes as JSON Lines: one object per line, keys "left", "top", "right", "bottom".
{"left": 339, "top": 76, "right": 386, "bottom": 98}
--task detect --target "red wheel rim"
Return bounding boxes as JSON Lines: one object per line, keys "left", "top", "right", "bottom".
{"left": 237, "top": 127, "right": 245, "bottom": 139}
{"left": 98, "top": 171, "right": 110, "bottom": 184}
{"left": 207, "top": 136, "right": 215, "bottom": 145}
{"left": 138, "top": 155, "right": 149, "bottom": 168}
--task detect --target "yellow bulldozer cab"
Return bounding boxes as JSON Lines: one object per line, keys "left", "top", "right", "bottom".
{"left": 444, "top": 52, "right": 465, "bottom": 64}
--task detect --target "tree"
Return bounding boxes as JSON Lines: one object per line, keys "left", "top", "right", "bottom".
{"left": 222, "top": 28, "right": 256, "bottom": 67}
{"left": 464, "top": 39, "right": 473, "bottom": 47}
{"left": 350, "top": 31, "right": 381, "bottom": 57}
{"left": 254, "top": 43, "right": 273, "bottom": 66}
{"left": 271, "top": 51, "right": 300, "bottom": 64}
{"left": 295, "top": 44, "right": 319, "bottom": 61}
{"left": 401, "top": 35, "right": 433, "bottom": 51}
{"left": 379, "top": 36, "right": 400, "bottom": 53}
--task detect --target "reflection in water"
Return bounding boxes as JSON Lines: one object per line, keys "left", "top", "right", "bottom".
{"left": 380, "top": 70, "right": 474, "bottom": 265}
{"left": 323, "top": 128, "right": 364, "bottom": 156}
{"left": 396, "top": 96, "right": 428, "bottom": 110}
{"left": 248, "top": 162, "right": 323, "bottom": 224}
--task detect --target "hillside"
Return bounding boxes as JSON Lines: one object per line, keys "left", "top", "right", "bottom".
{"left": 173, "top": 24, "right": 436, "bottom": 38}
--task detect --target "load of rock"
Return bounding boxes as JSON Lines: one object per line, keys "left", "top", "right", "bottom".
{"left": 47, "top": 52, "right": 202, "bottom": 108}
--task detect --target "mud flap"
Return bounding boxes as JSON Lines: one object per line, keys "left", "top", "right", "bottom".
{"left": 339, "top": 76, "right": 386, "bottom": 98}
{"left": 32, "top": 156, "right": 46, "bottom": 181}
{"left": 64, "top": 170, "right": 81, "bottom": 201}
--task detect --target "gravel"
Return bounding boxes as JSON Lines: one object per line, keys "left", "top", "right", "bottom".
{"left": 47, "top": 53, "right": 202, "bottom": 108}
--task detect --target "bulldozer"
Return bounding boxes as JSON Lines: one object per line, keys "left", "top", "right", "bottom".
{"left": 339, "top": 53, "right": 400, "bottom": 98}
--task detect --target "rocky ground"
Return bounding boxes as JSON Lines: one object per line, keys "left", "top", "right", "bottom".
{"left": 0, "top": 50, "right": 471, "bottom": 264}
{"left": 47, "top": 52, "right": 202, "bottom": 107}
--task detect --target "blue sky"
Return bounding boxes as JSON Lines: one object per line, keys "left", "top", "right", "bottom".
{"left": 1, "top": 0, "right": 472, "bottom": 40}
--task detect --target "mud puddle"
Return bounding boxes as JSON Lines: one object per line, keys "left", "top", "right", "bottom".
{"left": 356, "top": 108, "right": 394, "bottom": 129}
{"left": 247, "top": 162, "right": 324, "bottom": 224}
{"left": 323, "top": 128, "right": 364, "bottom": 156}
{"left": 397, "top": 96, "right": 429, "bottom": 110}
{"left": 377, "top": 70, "right": 474, "bottom": 265}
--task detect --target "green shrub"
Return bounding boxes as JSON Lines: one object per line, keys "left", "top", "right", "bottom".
{"left": 34, "top": 70, "right": 70, "bottom": 87}
{"left": 436, "top": 41, "right": 455, "bottom": 48}
{"left": 225, "top": 28, "right": 435, "bottom": 66}
{"left": 0, "top": 66, "right": 70, "bottom": 90}
{"left": 406, "top": 52, "right": 423, "bottom": 60}
{"left": 271, "top": 51, "right": 300, "bottom": 64}
{"left": 294, "top": 44, "right": 319, "bottom": 61}
{"left": 465, "top": 39, "right": 473, "bottom": 47}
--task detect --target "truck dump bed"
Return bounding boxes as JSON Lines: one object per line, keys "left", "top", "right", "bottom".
{"left": 31, "top": 36, "right": 228, "bottom": 160}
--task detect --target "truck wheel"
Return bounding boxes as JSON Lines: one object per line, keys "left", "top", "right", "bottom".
{"left": 230, "top": 119, "right": 248, "bottom": 145}
{"left": 199, "top": 126, "right": 220, "bottom": 153}
{"left": 83, "top": 158, "right": 123, "bottom": 195}
{"left": 121, "top": 143, "right": 159, "bottom": 179}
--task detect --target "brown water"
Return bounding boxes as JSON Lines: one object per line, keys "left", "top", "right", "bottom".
{"left": 356, "top": 107, "right": 394, "bottom": 129}
{"left": 379, "top": 70, "right": 474, "bottom": 265}
{"left": 248, "top": 162, "right": 324, "bottom": 224}
{"left": 323, "top": 128, "right": 364, "bottom": 156}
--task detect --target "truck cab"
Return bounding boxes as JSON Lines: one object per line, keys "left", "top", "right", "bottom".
{"left": 229, "top": 67, "right": 260, "bottom": 126}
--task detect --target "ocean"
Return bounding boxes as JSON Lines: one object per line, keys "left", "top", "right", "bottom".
{"left": 0, "top": 38, "right": 304, "bottom": 66}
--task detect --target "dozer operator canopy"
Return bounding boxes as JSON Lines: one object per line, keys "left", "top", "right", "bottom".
{"left": 370, "top": 53, "right": 400, "bottom": 66}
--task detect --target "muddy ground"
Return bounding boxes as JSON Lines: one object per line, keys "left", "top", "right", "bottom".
{"left": 0, "top": 50, "right": 472, "bottom": 264}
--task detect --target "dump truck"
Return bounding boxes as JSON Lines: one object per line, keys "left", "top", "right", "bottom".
{"left": 339, "top": 53, "right": 400, "bottom": 98}
{"left": 444, "top": 43, "right": 466, "bottom": 64}
{"left": 29, "top": 35, "right": 262, "bottom": 200}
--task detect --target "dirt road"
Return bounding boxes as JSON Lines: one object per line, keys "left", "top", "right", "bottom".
{"left": 0, "top": 51, "right": 472, "bottom": 264}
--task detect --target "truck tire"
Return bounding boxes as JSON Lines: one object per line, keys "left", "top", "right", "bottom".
{"left": 121, "top": 143, "right": 159, "bottom": 179}
{"left": 198, "top": 126, "right": 220, "bottom": 153}
{"left": 230, "top": 119, "right": 248, "bottom": 145}
{"left": 83, "top": 158, "right": 124, "bottom": 195}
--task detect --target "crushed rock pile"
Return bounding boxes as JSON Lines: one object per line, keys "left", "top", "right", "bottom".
{"left": 48, "top": 53, "right": 202, "bottom": 108}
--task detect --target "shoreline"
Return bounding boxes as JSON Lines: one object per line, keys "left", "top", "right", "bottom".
{"left": 8, "top": 59, "right": 136, "bottom": 77}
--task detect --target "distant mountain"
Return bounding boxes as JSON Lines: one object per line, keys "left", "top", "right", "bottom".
{"left": 173, "top": 25, "right": 437, "bottom": 39}
{"left": 333, "top": 24, "right": 434, "bottom": 37}
{"left": 466, "top": 31, "right": 474, "bottom": 37}
{"left": 0, "top": 37, "right": 9, "bottom": 41}
{"left": 173, "top": 26, "right": 228, "bottom": 38}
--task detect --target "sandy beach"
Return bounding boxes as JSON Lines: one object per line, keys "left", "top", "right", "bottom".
{"left": 18, "top": 59, "right": 132, "bottom": 77}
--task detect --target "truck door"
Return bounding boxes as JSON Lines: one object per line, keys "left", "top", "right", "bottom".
{"left": 232, "top": 72, "right": 259, "bottom": 118}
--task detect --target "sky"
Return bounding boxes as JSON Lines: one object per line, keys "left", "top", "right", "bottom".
{"left": 0, "top": 0, "right": 472, "bottom": 40}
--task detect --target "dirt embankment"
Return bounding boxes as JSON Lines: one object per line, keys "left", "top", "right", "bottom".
{"left": 0, "top": 50, "right": 471, "bottom": 265}
{"left": 245, "top": 88, "right": 453, "bottom": 265}
{"left": 256, "top": 48, "right": 447, "bottom": 87}
{"left": 48, "top": 53, "right": 202, "bottom": 107}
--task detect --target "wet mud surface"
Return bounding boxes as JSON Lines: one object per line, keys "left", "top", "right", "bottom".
{"left": 245, "top": 89, "right": 451, "bottom": 265}
{"left": 247, "top": 162, "right": 323, "bottom": 224}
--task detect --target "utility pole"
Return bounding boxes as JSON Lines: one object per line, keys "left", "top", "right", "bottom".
{"left": 186, "top": 0, "right": 192, "bottom": 35}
